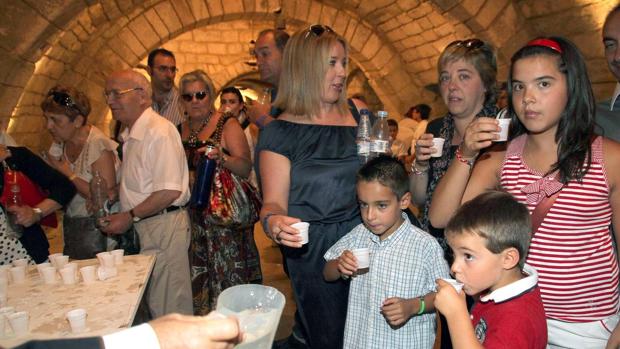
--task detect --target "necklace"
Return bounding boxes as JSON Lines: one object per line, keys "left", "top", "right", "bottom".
{"left": 187, "top": 111, "right": 212, "bottom": 146}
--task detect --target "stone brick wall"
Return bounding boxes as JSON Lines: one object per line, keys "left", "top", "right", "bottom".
{"left": 0, "top": 0, "right": 616, "bottom": 150}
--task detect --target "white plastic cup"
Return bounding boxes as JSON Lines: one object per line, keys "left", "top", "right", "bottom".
{"left": 65, "top": 262, "right": 79, "bottom": 279}
{"left": 97, "top": 252, "right": 115, "bottom": 268}
{"left": 48, "top": 142, "right": 64, "bottom": 160}
{"left": 12, "top": 258, "right": 28, "bottom": 268}
{"left": 0, "top": 277, "right": 7, "bottom": 307}
{"left": 66, "top": 308, "right": 87, "bottom": 333}
{"left": 8, "top": 311, "right": 28, "bottom": 336}
{"left": 495, "top": 119, "right": 511, "bottom": 142}
{"left": 41, "top": 266, "right": 58, "bottom": 285}
{"left": 441, "top": 278, "right": 464, "bottom": 293}
{"left": 111, "top": 249, "right": 124, "bottom": 265}
{"left": 60, "top": 267, "right": 77, "bottom": 285}
{"left": 9, "top": 266, "right": 26, "bottom": 284}
{"left": 431, "top": 138, "right": 445, "bottom": 157}
{"left": 36, "top": 262, "right": 51, "bottom": 278}
{"left": 0, "top": 307, "right": 14, "bottom": 337}
{"left": 80, "top": 266, "right": 97, "bottom": 284}
{"left": 0, "top": 266, "right": 10, "bottom": 282}
{"left": 291, "top": 222, "right": 310, "bottom": 245}
{"left": 351, "top": 248, "right": 370, "bottom": 269}
{"left": 53, "top": 255, "right": 69, "bottom": 270}
{"left": 97, "top": 266, "right": 117, "bottom": 281}
{"left": 48, "top": 253, "right": 62, "bottom": 268}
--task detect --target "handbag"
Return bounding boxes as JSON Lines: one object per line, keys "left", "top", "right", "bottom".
{"left": 530, "top": 187, "right": 562, "bottom": 234}
{"left": 0, "top": 163, "right": 58, "bottom": 228}
{"left": 203, "top": 164, "right": 262, "bottom": 228}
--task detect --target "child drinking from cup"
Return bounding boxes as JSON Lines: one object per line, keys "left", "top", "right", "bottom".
{"left": 434, "top": 191, "right": 547, "bottom": 348}
{"left": 323, "top": 155, "right": 449, "bottom": 348}
{"left": 428, "top": 36, "right": 620, "bottom": 348}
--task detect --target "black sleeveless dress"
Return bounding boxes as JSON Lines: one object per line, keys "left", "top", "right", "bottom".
{"left": 255, "top": 101, "right": 363, "bottom": 349}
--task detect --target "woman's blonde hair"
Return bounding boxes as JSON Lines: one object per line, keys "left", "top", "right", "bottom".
{"left": 179, "top": 69, "right": 216, "bottom": 109}
{"left": 274, "top": 25, "right": 349, "bottom": 117}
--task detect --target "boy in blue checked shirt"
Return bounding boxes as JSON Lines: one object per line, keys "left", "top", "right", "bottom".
{"left": 323, "top": 155, "right": 449, "bottom": 348}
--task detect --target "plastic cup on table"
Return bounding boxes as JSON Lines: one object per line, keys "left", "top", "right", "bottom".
{"left": 97, "top": 266, "right": 117, "bottom": 281}
{"left": 0, "top": 278, "right": 7, "bottom": 307}
{"left": 65, "top": 262, "right": 79, "bottom": 278}
{"left": 0, "top": 307, "right": 14, "bottom": 337}
{"left": 12, "top": 258, "right": 28, "bottom": 268}
{"left": 36, "top": 262, "right": 51, "bottom": 278}
{"left": 41, "top": 266, "right": 58, "bottom": 285}
{"left": 111, "top": 249, "right": 124, "bottom": 265}
{"left": 66, "top": 308, "right": 87, "bottom": 334}
{"left": 9, "top": 266, "right": 26, "bottom": 284}
{"left": 430, "top": 138, "right": 445, "bottom": 157}
{"left": 351, "top": 248, "right": 370, "bottom": 269}
{"left": 97, "top": 252, "right": 115, "bottom": 268}
{"left": 0, "top": 266, "right": 9, "bottom": 283}
{"left": 80, "top": 266, "right": 97, "bottom": 284}
{"left": 8, "top": 311, "right": 28, "bottom": 336}
{"left": 53, "top": 255, "right": 69, "bottom": 270}
{"left": 290, "top": 222, "right": 309, "bottom": 245}
{"left": 59, "top": 267, "right": 77, "bottom": 285}
{"left": 48, "top": 253, "right": 62, "bottom": 268}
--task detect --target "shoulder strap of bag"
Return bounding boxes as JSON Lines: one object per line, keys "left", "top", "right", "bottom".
{"left": 530, "top": 190, "right": 561, "bottom": 234}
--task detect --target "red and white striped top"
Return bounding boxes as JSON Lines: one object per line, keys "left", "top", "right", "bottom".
{"left": 500, "top": 135, "right": 619, "bottom": 322}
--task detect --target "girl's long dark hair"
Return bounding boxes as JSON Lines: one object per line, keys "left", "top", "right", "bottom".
{"left": 507, "top": 36, "right": 594, "bottom": 183}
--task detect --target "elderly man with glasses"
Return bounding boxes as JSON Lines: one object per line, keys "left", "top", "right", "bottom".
{"left": 147, "top": 48, "right": 185, "bottom": 126}
{"left": 101, "top": 70, "right": 193, "bottom": 318}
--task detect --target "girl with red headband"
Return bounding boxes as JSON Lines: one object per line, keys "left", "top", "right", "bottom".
{"left": 429, "top": 36, "right": 620, "bottom": 348}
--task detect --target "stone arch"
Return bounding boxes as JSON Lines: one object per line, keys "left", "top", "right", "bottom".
{"left": 2, "top": 0, "right": 617, "bottom": 149}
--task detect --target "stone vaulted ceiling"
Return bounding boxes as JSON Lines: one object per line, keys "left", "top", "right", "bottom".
{"left": 0, "top": 0, "right": 616, "bottom": 149}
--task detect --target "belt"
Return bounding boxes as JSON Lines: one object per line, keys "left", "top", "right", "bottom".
{"left": 142, "top": 205, "right": 184, "bottom": 220}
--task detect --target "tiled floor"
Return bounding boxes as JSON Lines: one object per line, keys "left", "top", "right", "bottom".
{"left": 46, "top": 222, "right": 296, "bottom": 341}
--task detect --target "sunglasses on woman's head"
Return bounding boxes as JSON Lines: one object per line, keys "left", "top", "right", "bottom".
{"left": 447, "top": 39, "right": 484, "bottom": 50}
{"left": 49, "top": 91, "right": 78, "bottom": 110}
{"left": 304, "top": 24, "right": 334, "bottom": 40}
{"left": 181, "top": 91, "right": 208, "bottom": 102}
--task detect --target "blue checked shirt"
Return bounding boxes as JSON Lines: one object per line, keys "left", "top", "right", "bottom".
{"left": 324, "top": 213, "right": 450, "bottom": 348}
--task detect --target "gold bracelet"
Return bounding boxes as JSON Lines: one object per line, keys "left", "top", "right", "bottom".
{"left": 68, "top": 173, "right": 78, "bottom": 181}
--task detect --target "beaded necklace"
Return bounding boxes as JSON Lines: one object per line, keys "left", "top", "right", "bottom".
{"left": 187, "top": 111, "right": 212, "bottom": 146}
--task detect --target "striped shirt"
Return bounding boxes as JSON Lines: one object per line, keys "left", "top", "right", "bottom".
{"left": 324, "top": 214, "right": 449, "bottom": 348}
{"left": 500, "top": 135, "right": 619, "bottom": 322}
{"left": 152, "top": 87, "right": 185, "bottom": 126}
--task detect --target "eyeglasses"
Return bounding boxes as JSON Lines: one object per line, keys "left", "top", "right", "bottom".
{"left": 103, "top": 87, "right": 143, "bottom": 99}
{"left": 49, "top": 91, "right": 78, "bottom": 110}
{"left": 181, "top": 91, "right": 208, "bottom": 102}
{"left": 304, "top": 24, "right": 334, "bottom": 39}
{"left": 154, "top": 65, "right": 178, "bottom": 74}
{"left": 447, "top": 39, "right": 485, "bottom": 50}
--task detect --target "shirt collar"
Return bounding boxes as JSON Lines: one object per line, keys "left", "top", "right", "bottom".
{"left": 479, "top": 264, "right": 538, "bottom": 303}
{"left": 120, "top": 107, "right": 152, "bottom": 142}
{"left": 610, "top": 82, "right": 620, "bottom": 111}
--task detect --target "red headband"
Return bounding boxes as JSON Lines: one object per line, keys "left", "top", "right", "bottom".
{"left": 526, "top": 38, "right": 562, "bottom": 54}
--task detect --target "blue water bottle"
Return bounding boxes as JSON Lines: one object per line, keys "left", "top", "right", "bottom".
{"left": 190, "top": 145, "right": 217, "bottom": 208}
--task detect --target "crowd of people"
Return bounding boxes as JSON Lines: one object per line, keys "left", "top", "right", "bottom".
{"left": 4, "top": 4, "right": 620, "bottom": 349}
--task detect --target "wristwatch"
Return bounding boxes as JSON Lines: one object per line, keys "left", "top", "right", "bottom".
{"left": 32, "top": 207, "right": 43, "bottom": 222}
{"left": 129, "top": 209, "right": 140, "bottom": 223}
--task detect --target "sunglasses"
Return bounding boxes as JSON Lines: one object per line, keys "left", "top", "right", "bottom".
{"left": 447, "top": 39, "right": 485, "bottom": 50}
{"left": 181, "top": 91, "right": 208, "bottom": 102}
{"left": 49, "top": 91, "right": 78, "bottom": 110}
{"left": 304, "top": 24, "right": 334, "bottom": 40}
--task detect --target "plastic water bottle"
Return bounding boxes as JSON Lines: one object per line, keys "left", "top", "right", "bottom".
{"left": 90, "top": 171, "right": 108, "bottom": 228}
{"left": 370, "top": 110, "right": 390, "bottom": 158}
{"left": 190, "top": 146, "right": 217, "bottom": 208}
{"left": 356, "top": 109, "right": 371, "bottom": 164}
{"left": 6, "top": 184, "right": 23, "bottom": 238}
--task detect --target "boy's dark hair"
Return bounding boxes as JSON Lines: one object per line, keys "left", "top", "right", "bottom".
{"left": 446, "top": 191, "right": 531, "bottom": 269}
{"left": 508, "top": 36, "right": 594, "bottom": 183}
{"left": 356, "top": 155, "right": 409, "bottom": 199}
{"left": 148, "top": 48, "right": 175, "bottom": 67}
{"left": 387, "top": 119, "right": 398, "bottom": 128}
{"left": 413, "top": 103, "right": 431, "bottom": 120}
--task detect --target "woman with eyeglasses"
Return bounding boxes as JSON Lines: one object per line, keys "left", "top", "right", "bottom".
{"left": 178, "top": 70, "right": 262, "bottom": 315}
{"left": 410, "top": 39, "right": 498, "bottom": 251}
{"left": 256, "top": 25, "right": 369, "bottom": 349}
{"left": 41, "top": 85, "right": 119, "bottom": 260}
